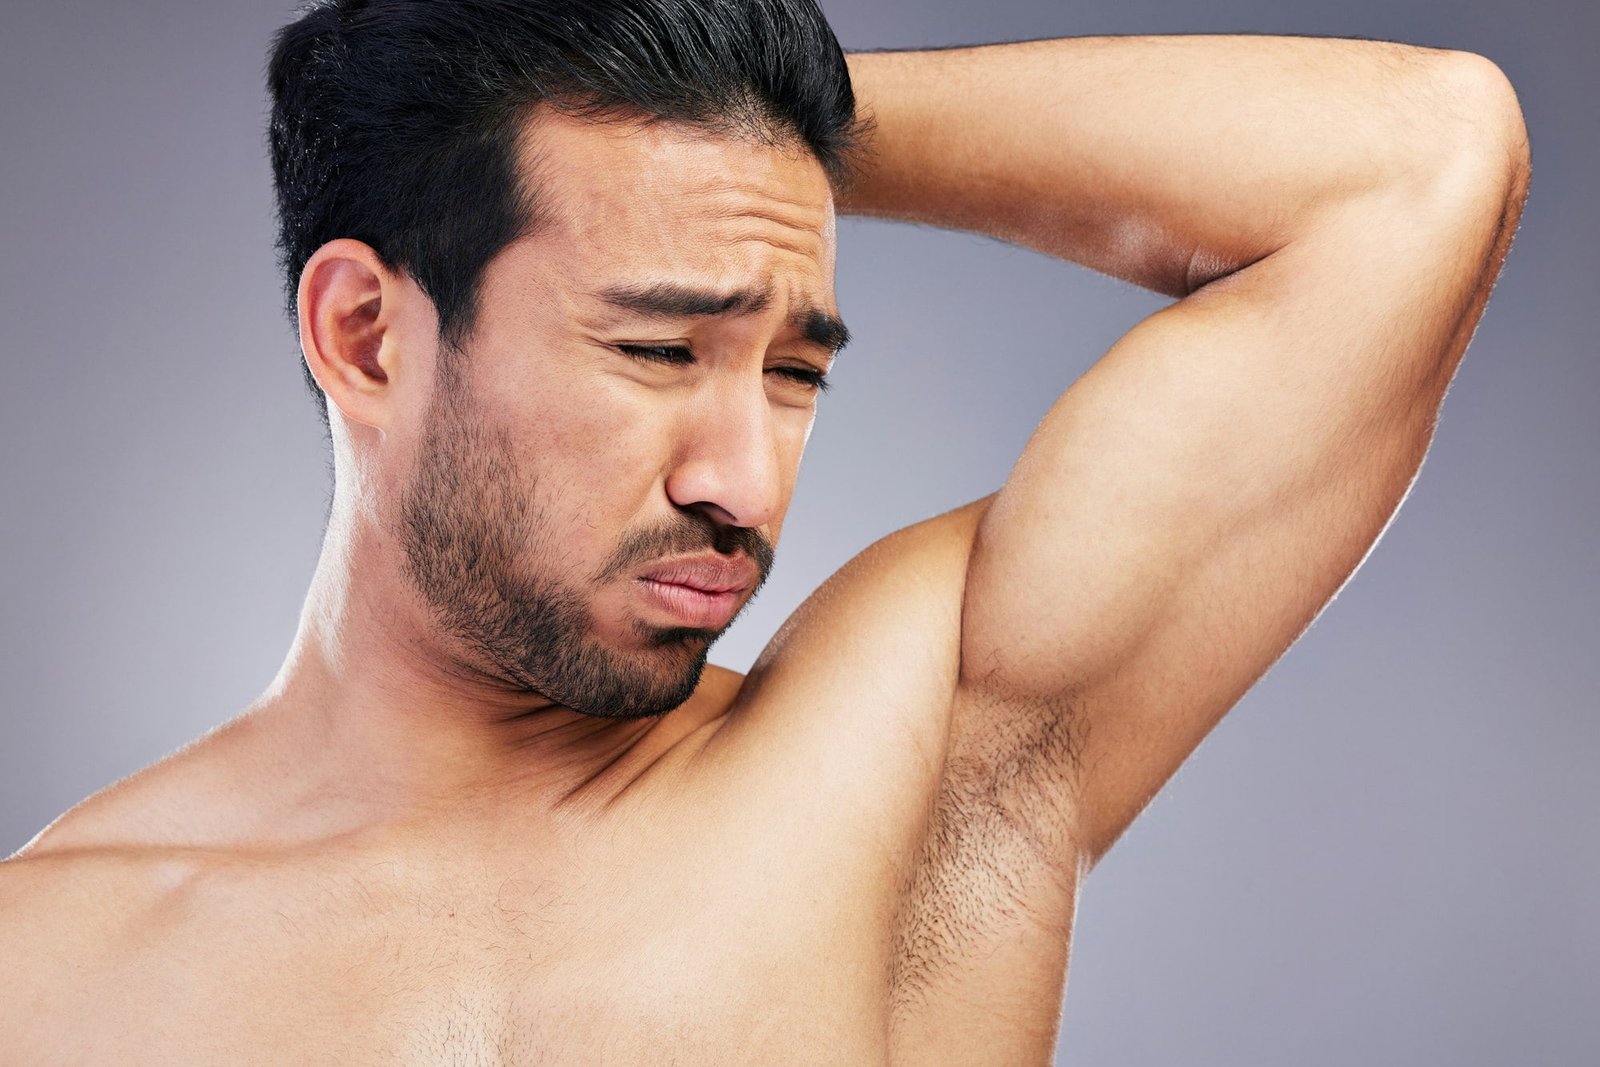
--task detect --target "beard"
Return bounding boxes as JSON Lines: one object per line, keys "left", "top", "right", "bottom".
{"left": 389, "top": 362, "right": 767, "bottom": 721}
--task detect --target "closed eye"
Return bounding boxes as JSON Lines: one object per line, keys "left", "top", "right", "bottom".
{"left": 616, "top": 344, "right": 830, "bottom": 393}
{"left": 617, "top": 344, "right": 694, "bottom": 366}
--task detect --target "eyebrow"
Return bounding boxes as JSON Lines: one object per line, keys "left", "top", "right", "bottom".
{"left": 594, "top": 281, "right": 851, "bottom": 358}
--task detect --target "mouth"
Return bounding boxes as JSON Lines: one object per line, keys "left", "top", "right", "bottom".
{"left": 636, "top": 578, "right": 743, "bottom": 629}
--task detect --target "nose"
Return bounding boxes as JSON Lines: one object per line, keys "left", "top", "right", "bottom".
{"left": 664, "top": 373, "right": 786, "bottom": 533}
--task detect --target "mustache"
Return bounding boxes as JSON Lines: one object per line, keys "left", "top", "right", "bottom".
{"left": 601, "top": 511, "right": 774, "bottom": 591}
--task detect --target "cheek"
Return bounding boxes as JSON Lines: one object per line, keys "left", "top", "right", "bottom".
{"left": 503, "top": 382, "right": 667, "bottom": 540}
{"left": 546, "top": 381, "right": 665, "bottom": 476}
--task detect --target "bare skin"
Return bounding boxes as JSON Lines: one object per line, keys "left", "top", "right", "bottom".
{"left": 0, "top": 34, "right": 1528, "bottom": 1066}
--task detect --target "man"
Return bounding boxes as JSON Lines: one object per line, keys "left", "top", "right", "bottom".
{"left": 0, "top": 0, "right": 1528, "bottom": 1063}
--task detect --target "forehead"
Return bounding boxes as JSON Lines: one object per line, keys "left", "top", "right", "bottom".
{"left": 515, "top": 108, "right": 838, "bottom": 298}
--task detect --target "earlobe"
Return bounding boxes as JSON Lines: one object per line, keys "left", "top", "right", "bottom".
{"left": 298, "top": 239, "right": 396, "bottom": 430}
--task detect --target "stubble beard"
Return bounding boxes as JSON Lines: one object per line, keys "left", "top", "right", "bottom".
{"left": 391, "top": 368, "right": 709, "bottom": 721}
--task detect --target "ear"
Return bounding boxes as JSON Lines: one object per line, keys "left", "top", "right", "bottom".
{"left": 297, "top": 238, "right": 410, "bottom": 432}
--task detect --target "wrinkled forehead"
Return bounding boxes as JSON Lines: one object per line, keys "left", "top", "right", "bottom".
{"left": 516, "top": 108, "right": 838, "bottom": 292}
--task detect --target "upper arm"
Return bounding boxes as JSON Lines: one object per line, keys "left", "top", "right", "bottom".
{"left": 956, "top": 92, "right": 1529, "bottom": 866}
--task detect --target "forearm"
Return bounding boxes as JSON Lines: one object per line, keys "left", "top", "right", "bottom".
{"left": 840, "top": 34, "right": 1509, "bottom": 296}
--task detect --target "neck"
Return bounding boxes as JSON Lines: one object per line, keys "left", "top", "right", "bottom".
{"left": 234, "top": 496, "right": 658, "bottom": 847}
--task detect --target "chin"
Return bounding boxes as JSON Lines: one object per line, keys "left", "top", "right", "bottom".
{"left": 644, "top": 625, "right": 720, "bottom": 649}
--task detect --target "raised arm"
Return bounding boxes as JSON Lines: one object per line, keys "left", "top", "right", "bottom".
{"left": 839, "top": 34, "right": 1529, "bottom": 875}
{"left": 841, "top": 34, "right": 1526, "bottom": 296}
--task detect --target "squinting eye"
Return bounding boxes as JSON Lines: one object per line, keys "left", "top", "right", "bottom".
{"left": 618, "top": 344, "right": 694, "bottom": 365}
{"left": 617, "top": 345, "right": 830, "bottom": 394}
{"left": 775, "top": 366, "right": 831, "bottom": 393}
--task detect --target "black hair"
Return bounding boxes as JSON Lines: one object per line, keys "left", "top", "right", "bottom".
{"left": 267, "top": 0, "right": 869, "bottom": 429}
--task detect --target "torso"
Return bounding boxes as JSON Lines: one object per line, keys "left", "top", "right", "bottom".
{"left": 1, "top": 745, "right": 896, "bottom": 1065}
{"left": 1, "top": 498, "right": 1080, "bottom": 1065}
{"left": 0, "top": 707, "right": 893, "bottom": 1064}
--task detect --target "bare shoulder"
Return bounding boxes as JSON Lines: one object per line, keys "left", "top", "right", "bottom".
{"left": 0, "top": 738, "right": 236, "bottom": 981}
{"left": 0, "top": 846, "right": 179, "bottom": 1024}
{"left": 0, "top": 843, "right": 186, "bottom": 943}
{"left": 0, "top": 842, "right": 222, "bottom": 1066}
{"left": 3, "top": 781, "right": 158, "bottom": 912}
{"left": 692, "top": 494, "right": 994, "bottom": 779}
{"left": 10, "top": 713, "right": 266, "bottom": 860}
{"left": 643, "top": 495, "right": 996, "bottom": 877}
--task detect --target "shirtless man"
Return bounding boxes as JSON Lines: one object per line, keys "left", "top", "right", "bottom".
{"left": 0, "top": 0, "right": 1529, "bottom": 1062}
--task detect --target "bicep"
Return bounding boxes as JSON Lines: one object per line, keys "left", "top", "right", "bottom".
{"left": 958, "top": 151, "right": 1526, "bottom": 864}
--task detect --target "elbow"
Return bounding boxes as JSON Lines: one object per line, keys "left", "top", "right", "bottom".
{"left": 1447, "top": 51, "right": 1530, "bottom": 161}
{"left": 1432, "top": 51, "right": 1532, "bottom": 202}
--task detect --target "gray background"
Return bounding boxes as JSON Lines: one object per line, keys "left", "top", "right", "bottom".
{"left": 2, "top": 0, "right": 1594, "bottom": 1063}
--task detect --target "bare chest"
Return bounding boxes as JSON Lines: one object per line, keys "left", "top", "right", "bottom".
{"left": 18, "top": 842, "right": 896, "bottom": 1067}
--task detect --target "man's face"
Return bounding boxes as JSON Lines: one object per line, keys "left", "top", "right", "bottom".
{"left": 387, "top": 110, "right": 841, "bottom": 721}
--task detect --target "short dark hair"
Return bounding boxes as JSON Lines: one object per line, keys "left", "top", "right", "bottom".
{"left": 267, "top": 0, "right": 869, "bottom": 429}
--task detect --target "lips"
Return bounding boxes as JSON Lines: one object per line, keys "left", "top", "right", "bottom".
{"left": 637, "top": 554, "right": 758, "bottom": 595}
{"left": 634, "top": 553, "right": 757, "bottom": 630}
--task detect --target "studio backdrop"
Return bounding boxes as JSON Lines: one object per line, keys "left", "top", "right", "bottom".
{"left": 1, "top": 1, "right": 1594, "bottom": 1064}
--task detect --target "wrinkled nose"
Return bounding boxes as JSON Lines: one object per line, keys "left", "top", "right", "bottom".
{"left": 663, "top": 376, "right": 786, "bottom": 534}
